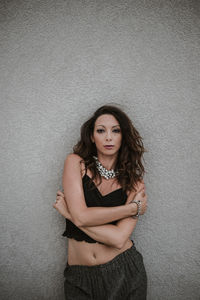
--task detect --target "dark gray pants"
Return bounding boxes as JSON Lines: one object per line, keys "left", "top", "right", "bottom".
{"left": 63, "top": 240, "right": 147, "bottom": 300}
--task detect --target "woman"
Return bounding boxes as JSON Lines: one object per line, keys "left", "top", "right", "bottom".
{"left": 53, "top": 105, "right": 148, "bottom": 299}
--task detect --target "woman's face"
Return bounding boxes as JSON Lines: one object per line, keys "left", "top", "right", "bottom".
{"left": 91, "top": 114, "right": 122, "bottom": 156}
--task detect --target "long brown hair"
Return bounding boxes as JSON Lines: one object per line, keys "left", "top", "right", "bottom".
{"left": 73, "top": 105, "right": 147, "bottom": 192}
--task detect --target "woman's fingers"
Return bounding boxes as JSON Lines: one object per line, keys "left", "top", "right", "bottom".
{"left": 53, "top": 194, "right": 64, "bottom": 206}
{"left": 136, "top": 188, "right": 145, "bottom": 198}
{"left": 57, "top": 190, "right": 65, "bottom": 197}
{"left": 56, "top": 195, "right": 63, "bottom": 201}
{"left": 53, "top": 191, "right": 65, "bottom": 209}
{"left": 138, "top": 183, "right": 145, "bottom": 192}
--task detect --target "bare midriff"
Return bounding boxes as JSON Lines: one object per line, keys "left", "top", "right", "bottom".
{"left": 67, "top": 238, "right": 133, "bottom": 266}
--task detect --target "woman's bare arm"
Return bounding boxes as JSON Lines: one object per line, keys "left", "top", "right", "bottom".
{"left": 78, "top": 217, "right": 138, "bottom": 249}
{"left": 55, "top": 179, "right": 146, "bottom": 249}
{"left": 78, "top": 190, "right": 145, "bottom": 249}
{"left": 62, "top": 153, "right": 139, "bottom": 227}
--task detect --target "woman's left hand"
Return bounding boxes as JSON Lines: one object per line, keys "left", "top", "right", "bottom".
{"left": 126, "top": 180, "right": 145, "bottom": 204}
{"left": 53, "top": 190, "right": 72, "bottom": 220}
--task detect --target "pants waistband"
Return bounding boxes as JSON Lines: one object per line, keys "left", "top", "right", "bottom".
{"left": 65, "top": 240, "right": 137, "bottom": 274}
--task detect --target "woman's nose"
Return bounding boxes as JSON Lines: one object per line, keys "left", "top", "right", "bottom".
{"left": 106, "top": 133, "right": 112, "bottom": 141}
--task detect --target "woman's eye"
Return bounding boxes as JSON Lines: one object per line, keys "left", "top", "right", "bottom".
{"left": 96, "top": 129, "right": 121, "bottom": 133}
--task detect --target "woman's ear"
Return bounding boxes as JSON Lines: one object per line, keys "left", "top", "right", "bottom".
{"left": 91, "top": 135, "right": 94, "bottom": 143}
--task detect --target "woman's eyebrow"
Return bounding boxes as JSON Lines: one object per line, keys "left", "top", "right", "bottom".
{"left": 96, "top": 124, "right": 120, "bottom": 128}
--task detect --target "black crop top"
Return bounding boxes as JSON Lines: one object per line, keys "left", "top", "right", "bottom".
{"left": 62, "top": 172, "right": 128, "bottom": 243}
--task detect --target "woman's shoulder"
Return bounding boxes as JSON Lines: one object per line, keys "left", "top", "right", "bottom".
{"left": 65, "top": 153, "right": 83, "bottom": 162}
{"left": 64, "top": 153, "right": 86, "bottom": 177}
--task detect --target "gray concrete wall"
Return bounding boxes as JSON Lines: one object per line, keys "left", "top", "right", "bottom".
{"left": 1, "top": 0, "right": 199, "bottom": 299}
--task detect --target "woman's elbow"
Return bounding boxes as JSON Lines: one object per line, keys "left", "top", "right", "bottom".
{"left": 69, "top": 211, "right": 83, "bottom": 227}
{"left": 72, "top": 218, "right": 83, "bottom": 227}
{"left": 113, "top": 235, "right": 126, "bottom": 250}
{"left": 71, "top": 211, "right": 87, "bottom": 227}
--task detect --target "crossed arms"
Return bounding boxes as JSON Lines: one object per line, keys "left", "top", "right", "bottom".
{"left": 60, "top": 154, "right": 145, "bottom": 249}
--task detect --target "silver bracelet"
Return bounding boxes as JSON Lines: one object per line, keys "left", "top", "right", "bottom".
{"left": 131, "top": 200, "right": 141, "bottom": 218}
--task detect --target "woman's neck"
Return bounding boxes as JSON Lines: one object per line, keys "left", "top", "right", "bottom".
{"left": 95, "top": 154, "right": 118, "bottom": 170}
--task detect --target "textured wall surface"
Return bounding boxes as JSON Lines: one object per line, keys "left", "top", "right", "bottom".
{"left": 1, "top": 0, "right": 200, "bottom": 299}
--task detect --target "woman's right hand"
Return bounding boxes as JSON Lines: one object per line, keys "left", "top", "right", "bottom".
{"left": 53, "top": 190, "right": 72, "bottom": 220}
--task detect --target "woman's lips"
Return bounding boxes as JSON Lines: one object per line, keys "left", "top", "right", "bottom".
{"left": 104, "top": 145, "right": 114, "bottom": 149}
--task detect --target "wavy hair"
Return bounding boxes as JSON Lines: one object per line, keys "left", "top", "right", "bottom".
{"left": 73, "top": 105, "right": 147, "bottom": 192}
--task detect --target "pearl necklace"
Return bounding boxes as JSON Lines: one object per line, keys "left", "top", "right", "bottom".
{"left": 93, "top": 156, "right": 119, "bottom": 180}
